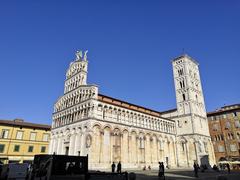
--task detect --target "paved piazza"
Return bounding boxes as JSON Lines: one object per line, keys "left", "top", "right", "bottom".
{"left": 132, "top": 169, "right": 240, "bottom": 180}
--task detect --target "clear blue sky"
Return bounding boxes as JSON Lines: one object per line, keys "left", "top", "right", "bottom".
{"left": 0, "top": 0, "right": 239, "bottom": 125}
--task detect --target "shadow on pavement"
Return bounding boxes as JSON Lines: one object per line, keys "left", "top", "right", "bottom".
{"left": 134, "top": 170, "right": 240, "bottom": 180}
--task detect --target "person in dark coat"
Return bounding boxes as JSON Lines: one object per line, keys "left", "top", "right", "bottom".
{"left": 161, "top": 162, "right": 165, "bottom": 177}
{"left": 158, "top": 162, "right": 165, "bottom": 178}
{"left": 111, "top": 162, "right": 116, "bottom": 173}
{"left": 67, "top": 162, "right": 74, "bottom": 174}
{"left": 226, "top": 163, "right": 230, "bottom": 174}
{"left": 193, "top": 162, "right": 199, "bottom": 178}
{"left": 117, "top": 161, "right": 122, "bottom": 173}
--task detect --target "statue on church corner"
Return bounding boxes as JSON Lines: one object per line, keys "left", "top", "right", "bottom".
{"left": 76, "top": 50, "right": 83, "bottom": 60}
{"left": 83, "top": 50, "right": 88, "bottom": 61}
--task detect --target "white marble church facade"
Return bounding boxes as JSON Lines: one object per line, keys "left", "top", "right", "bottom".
{"left": 49, "top": 51, "right": 216, "bottom": 169}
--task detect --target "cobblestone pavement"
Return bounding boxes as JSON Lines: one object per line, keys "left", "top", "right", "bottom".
{"left": 131, "top": 169, "right": 240, "bottom": 180}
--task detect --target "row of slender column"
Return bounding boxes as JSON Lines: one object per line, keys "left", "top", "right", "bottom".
{"left": 89, "top": 127, "right": 177, "bottom": 168}
{"left": 53, "top": 105, "right": 94, "bottom": 128}
{"left": 49, "top": 129, "right": 87, "bottom": 156}
{"left": 96, "top": 107, "right": 175, "bottom": 134}
{"left": 49, "top": 126, "right": 178, "bottom": 168}
{"left": 55, "top": 91, "right": 94, "bottom": 111}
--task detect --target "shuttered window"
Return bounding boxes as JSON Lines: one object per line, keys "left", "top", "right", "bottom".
{"left": 16, "top": 131, "right": 23, "bottom": 140}
{"left": 30, "top": 132, "right": 37, "bottom": 141}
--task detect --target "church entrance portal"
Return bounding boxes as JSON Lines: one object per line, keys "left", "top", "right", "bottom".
{"left": 200, "top": 155, "right": 210, "bottom": 167}
{"left": 65, "top": 147, "right": 69, "bottom": 155}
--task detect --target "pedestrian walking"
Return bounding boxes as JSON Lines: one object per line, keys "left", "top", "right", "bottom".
{"left": 111, "top": 162, "right": 116, "bottom": 173}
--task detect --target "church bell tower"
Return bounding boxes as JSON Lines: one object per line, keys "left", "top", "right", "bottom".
{"left": 172, "top": 54, "right": 209, "bottom": 136}
{"left": 172, "top": 54, "right": 215, "bottom": 166}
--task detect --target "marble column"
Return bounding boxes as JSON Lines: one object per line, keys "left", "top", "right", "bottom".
{"left": 150, "top": 138, "right": 153, "bottom": 164}
{"left": 120, "top": 133, "right": 123, "bottom": 162}
{"left": 54, "top": 137, "right": 59, "bottom": 154}
{"left": 185, "top": 143, "right": 190, "bottom": 167}
{"left": 74, "top": 131, "right": 81, "bottom": 155}
{"left": 121, "top": 131, "right": 129, "bottom": 163}
{"left": 167, "top": 141, "right": 171, "bottom": 166}
{"left": 174, "top": 141, "right": 179, "bottom": 167}
{"left": 136, "top": 137, "right": 140, "bottom": 165}
{"left": 110, "top": 132, "right": 114, "bottom": 163}
{"left": 81, "top": 133, "right": 86, "bottom": 156}
{"left": 99, "top": 131, "right": 104, "bottom": 163}
{"left": 69, "top": 132, "right": 76, "bottom": 155}
{"left": 57, "top": 135, "right": 63, "bottom": 155}
{"left": 145, "top": 136, "right": 150, "bottom": 164}
{"left": 128, "top": 135, "right": 131, "bottom": 163}
{"left": 102, "top": 129, "right": 111, "bottom": 163}
{"left": 162, "top": 141, "right": 165, "bottom": 163}
{"left": 157, "top": 140, "right": 160, "bottom": 162}
{"left": 48, "top": 137, "right": 53, "bottom": 154}
{"left": 131, "top": 134, "right": 137, "bottom": 164}
{"left": 194, "top": 142, "right": 199, "bottom": 164}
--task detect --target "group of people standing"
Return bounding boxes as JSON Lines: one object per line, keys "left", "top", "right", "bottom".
{"left": 193, "top": 162, "right": 231, "bottom": 178}
{"left": 111, "top": 162, "right": 122, "bottom": 173}
{"left": 111, "top": 161, "right": 232, "bottom": 179}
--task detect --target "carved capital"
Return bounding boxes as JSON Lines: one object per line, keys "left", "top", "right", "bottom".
{"left": 110, "top": 132, "right": 115, "bottom": 136}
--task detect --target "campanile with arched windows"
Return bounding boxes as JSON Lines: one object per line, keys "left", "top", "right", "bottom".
{"left": 169, "top": 54, "right": 215, "bottom": 166}
{"left": 172, "top": 55, "right": 209, "bottom": 136}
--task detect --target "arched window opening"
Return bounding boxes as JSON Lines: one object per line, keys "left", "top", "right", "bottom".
{"left": 221, "top": 134, "right": 224, "bottom": 141}
{"left": 140, "top": 138, "right": 144, "bottom": 149}
{"left": 225, "top": 121, "right": 231, "bottom": 130}
{"left": 237, "top": 132, "right": 240, "bottom": 139}
{"left": 180, "top": 69, "right": 184, "bottom": 75}
{"left": 103, "top": 109, "right": 106, "bottom": 119}
{"left": 181, "top": 142, "right": 185, "bottom": 151}
{"left": 228, "top": 133, "right": 231, "bottom": 140}
{"left": 235, "top": 120, "right": 240, "bottom": 128}
{"left": 182, "top": 94, "right": 186, "bottom": 101}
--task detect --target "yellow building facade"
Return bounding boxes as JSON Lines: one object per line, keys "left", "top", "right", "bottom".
{"left": 0, "top": 119, "right": 51, "bottom": 164}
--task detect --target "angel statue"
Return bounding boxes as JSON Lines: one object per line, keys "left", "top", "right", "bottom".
{"left": 83, "top": 50, "right": 88, "bottom": 61}
{"left": 76, "top": 50, "right": 83, "bottom": 60}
